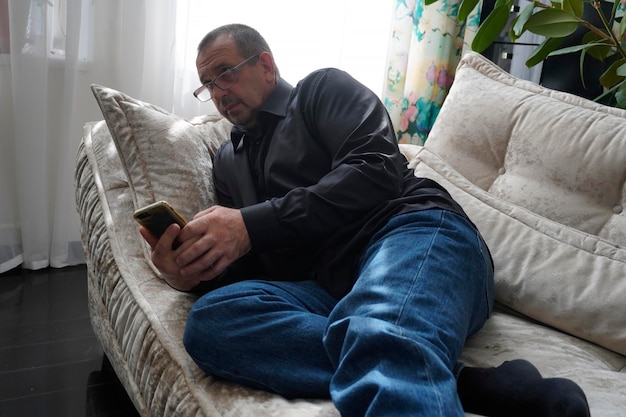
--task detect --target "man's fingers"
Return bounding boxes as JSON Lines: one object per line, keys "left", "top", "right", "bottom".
{"left": 153, "top": 224, "right": 181, "bottom": 253}
{"left": 179, "top": 243, "right": 220, "bottom": 276}
{"left": 139, "top": 226, "right": 158, "bottom": 249}
{"left": 175, "top": 230, "right": 215, "bottom": 267}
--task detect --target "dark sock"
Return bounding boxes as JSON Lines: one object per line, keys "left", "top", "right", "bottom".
{"left": 457, "top": 359, "right": 590, "bottom": 417}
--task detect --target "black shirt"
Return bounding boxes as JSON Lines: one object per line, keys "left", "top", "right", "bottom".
{"left": 212, "top": 68, "right": 470, "bottom": 298}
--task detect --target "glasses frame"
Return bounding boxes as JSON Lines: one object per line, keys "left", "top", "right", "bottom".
{"left": 193, "top": 54, "right": 260, "bottom": 102}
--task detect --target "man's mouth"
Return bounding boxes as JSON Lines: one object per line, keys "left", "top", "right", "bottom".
{"left": 226, "top": 103, "right": 241, "bottom": 113}
{"left": 221, "top": 98, "right": 242, "bottom": 114}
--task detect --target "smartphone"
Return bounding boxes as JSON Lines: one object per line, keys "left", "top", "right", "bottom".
{"left": 133, "top": 200, "right": 188, "bottom": 241}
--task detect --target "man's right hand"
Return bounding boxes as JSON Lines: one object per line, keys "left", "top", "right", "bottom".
{"left": 139, "top": 224, "right": 205, "bottom": 291}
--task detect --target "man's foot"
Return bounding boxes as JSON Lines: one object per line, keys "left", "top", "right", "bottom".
{"left": 457, "top": 359, "right": 590, "bottom": 417}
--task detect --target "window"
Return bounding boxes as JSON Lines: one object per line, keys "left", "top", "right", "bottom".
{"left": 0, "top": 0, "right": 92, "bottom": 64}
{"left": 0, "top": 0, "right": 9, "bottom": 53}
{"left": 179, "top": 1, "right": 394, "bottom": 96}
{"left": 46, "top": 0, "right": 93, "bottom": 64}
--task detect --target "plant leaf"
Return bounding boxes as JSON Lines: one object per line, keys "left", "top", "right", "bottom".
{"left": 526, "top": 37, "right": 565, "bottom": 67}
{"left": 548, "top": 41, "right": 613, "bottom": 56}
{"left": 581, "top": 31, "right": 614, "bottom": 61}
{"left": 611, "top": 0, "right": 620, "bottom": 22}
{"left": 472, "top": 2, "right": 514, "bottom": 52}
{"left": 600, "top": 58, "right": 626, "bottom": 88}
{"left": 579, "top": 49, "right": 587, "bottom": 90}
{"left": 511, "top": 2, "right": 536, "bottom": 40}
{"left": 615, "top": 83, "right": 626, "bottom": 109}
{"left": 525, "top": 9, "right": 580, "bottom": 37}
{"left": 458, "top": 0, "right": 482, "bottom": 21}
{"left": 617, "top": 62, "right": 626, "bottom": 77}
{"left": 562, "top": 0, "right": 584, "bottom": 17}
{"left": 424, "top": 0, "right": 439, "bottom": 6}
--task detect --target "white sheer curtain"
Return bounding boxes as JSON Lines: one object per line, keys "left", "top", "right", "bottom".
{"left": 0, "top": 0, "right": 392, "bottom": 274}
{"left": 0, "top": 0, "right": 182, "bottom": 273}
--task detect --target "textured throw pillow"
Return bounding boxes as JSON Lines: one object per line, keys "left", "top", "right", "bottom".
{"left": 90, "top": 84, "right": 232, "bottom": 269}
{"left": 426, "top": 52, "right": 626, "bottom": 246}
{"left": 90, "top": 84, "right": 232, "bottom": 222}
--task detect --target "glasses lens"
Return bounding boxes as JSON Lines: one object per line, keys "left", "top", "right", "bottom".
{"left": 214, "top": 69, "right": 237, "bottom": 90}
{"left": 194, "top": 85, "right": 212, "bottom": 102}
{"left": 193, "top": 55, "right": 257, "bottom": 102}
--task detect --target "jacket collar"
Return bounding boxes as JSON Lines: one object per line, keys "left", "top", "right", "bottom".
{"left": 230, "top": 78, "right": 293, "bottom": 152}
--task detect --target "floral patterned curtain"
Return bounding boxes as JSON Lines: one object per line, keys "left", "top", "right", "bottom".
{"left": 383, "top": 0, "right": 482, "bottom": 144}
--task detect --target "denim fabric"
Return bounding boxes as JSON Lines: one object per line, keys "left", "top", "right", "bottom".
{"left": 183, "top": 210, "right": 494, "bottom": 416}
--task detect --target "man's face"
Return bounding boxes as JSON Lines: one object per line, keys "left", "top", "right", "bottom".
{"left": 196, "top": 35, "right": 275, "bottom": 129}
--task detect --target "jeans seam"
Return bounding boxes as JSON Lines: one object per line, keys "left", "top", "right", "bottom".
{"left": 393, "top": 210, "right": 443, "bottom": 331}
{"left": 475, "top": 231, "right": 494, "bottom": 317}
{"left": 413, "top": 341, "right": 446, "bottom": 416}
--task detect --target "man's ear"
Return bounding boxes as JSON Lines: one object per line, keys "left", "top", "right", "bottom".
{"left": 258, "top": 52, "right": 277, "bottom": 83}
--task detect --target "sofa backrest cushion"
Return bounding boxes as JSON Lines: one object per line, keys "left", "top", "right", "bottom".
{"left": 426, "top": 52, "right": 626, "bottom": 247}
{"left": 409, "top": 146, "right": 626, "bottom": 356}
{"left": 415, "top": 52, "right": 626, "bottom": 355}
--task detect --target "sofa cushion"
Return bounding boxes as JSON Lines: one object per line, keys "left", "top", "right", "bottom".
{"left": 408, "top": 145, "right": 626, "bottom": 356}
{"left": 90, "top": 84, "right": 232, "bottom": 224}
{"left": 90, "top": 85, "right": 232, "bottom": 270}
{"left": 426, "top": 52, "right": 626, "bottom": 247}
{"left": 407, "top": 52, "right": 626, "bottom": 356}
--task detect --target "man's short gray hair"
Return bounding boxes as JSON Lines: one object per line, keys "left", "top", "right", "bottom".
{"left": 198, "top": 24, "right": 280, "bottom": 77}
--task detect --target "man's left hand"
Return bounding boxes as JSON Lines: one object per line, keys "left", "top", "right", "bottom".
{"left": 176, "top": 205, "right": 251, "bottom": 282}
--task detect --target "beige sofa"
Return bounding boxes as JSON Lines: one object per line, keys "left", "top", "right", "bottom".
{"left": 74, "top": 52, "right": 626, "bottom": 417}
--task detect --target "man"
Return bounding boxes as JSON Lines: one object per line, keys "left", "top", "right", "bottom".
{"left": 140, "top": 23, "right": 590, "bottom": 417}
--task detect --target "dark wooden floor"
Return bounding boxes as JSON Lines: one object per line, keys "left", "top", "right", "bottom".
{"left": 0, "top": 265, "right": 140, "bottom": 417}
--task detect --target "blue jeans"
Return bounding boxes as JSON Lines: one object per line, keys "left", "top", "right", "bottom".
{"left": 183, "top": 210, "right": 494, "bottom": 417}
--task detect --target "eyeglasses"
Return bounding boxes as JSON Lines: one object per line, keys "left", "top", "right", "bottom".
{"left": 193, "top": 54, "right": 259, "bottom": 102}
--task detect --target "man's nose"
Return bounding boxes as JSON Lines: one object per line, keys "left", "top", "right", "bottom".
{"left": 211, "top": 85, "right": 230, "bottom": 102}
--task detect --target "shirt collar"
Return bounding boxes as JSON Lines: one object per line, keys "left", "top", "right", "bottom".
{"left": 230, "top": 78, "right": 293, "bottom": 151}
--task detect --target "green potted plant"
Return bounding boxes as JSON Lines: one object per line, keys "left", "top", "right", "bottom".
{"left": 426, "top": 0, "right": 626, "bottom": 108}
